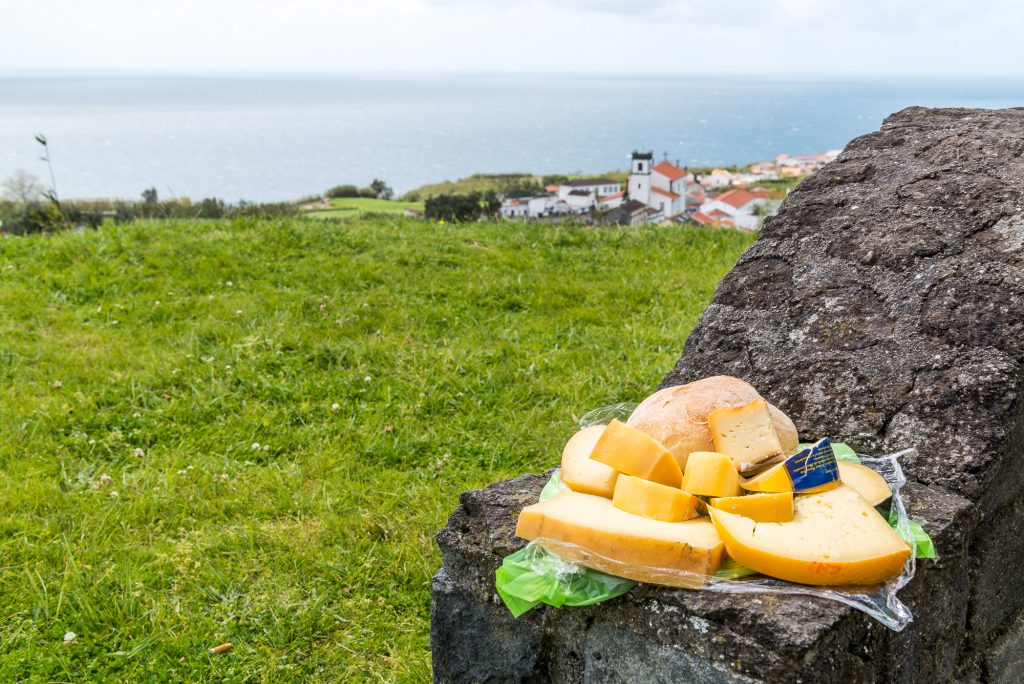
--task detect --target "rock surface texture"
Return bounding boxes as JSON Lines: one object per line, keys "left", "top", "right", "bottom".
{"left": 431, "top": 107, "right": 1024, "bottom": 682}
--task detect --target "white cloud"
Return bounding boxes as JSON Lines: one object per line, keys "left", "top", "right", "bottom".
{"left": 0, "top": 0, "right": 1021, "bottom": 75}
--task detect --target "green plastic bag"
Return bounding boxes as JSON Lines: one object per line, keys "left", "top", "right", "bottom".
{"left": 495, "top": 543, "right": 637, "bottom": 618}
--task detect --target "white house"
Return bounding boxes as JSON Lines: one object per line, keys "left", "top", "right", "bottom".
{"left": 628, "top": 152, "right": 690, "bottom": 220}
{"left": 698, "top": 188, "right": 772, "bottom": 230}
{"left": 557, "top": 178, "right": 621, "bottom": 202}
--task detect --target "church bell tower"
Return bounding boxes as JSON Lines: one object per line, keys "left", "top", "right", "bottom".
{"left": 630, "top": 150, "right": 653, "bottom": 206}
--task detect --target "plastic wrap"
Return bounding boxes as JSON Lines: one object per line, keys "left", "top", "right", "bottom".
{"left": 496, "top": 404, "right": 936, "bottom": 631}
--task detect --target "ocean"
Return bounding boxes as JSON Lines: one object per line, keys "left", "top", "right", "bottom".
{"left": 1, "top": 74, "right": 1022, "bottom": 203}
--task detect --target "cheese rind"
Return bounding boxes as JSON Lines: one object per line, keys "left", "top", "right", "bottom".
{"left": 708, "top": 485, "right": 911, "bottom": 586}
{"left": 613, "top": 475, "right": 701, "bottom": 522}
{"left": 589, "top": 420, "right": 682, "bottom": 488}
{"left": 560, "top": 425, "right": 618, "bottom": 497}
{"left": 680, "top": 451, "right": 742, "bottom": 498}
{"left": 708, "top": 400, "right": 784, "bottom": 470}
{"left": 516, "top": 490, "right": 725, "bottom": 587}
{"left": 838, "top": 461, "right": 892, "bottom": 506}
{"left": 709, "top": 491, "right": 794, "bottom": 522}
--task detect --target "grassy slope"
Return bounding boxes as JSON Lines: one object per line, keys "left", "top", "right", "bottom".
{"left": 0, "top": 218, "right": 753, "bottom": 681}
{"left": 302, "top": 197, "right": 425, "bottom": 219}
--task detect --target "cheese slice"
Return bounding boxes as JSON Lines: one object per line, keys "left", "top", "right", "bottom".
{"left": 516, "top": 490, "right": 724, "bottom": 587}
{"left": 589, "top": 420, "right": 682, "bottom": 488}
{"left": 709, "top": 491, "right": 794, "bottom": 522}
{"left": 708, "top": 400, "right": 784, "bottom": 471}
{"left": 681, "top": 451, "right": 742, "bottom": 497}
{"left": 740, "top": 438, "right": 840, "bottom": 494}
{"left": 561, "top": 425, "right": 618, "bottom": 497}
{"left": 837, "top": 461, "right": 892, "bottom": 506}
{"left": 613, "top": 474, "right": 701, "bottom": 522}
{"left": 708, "top": 485, "right": 911, "bottom": 586}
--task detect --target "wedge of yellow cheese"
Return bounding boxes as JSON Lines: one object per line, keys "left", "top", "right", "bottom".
{"left": 560, "top": 425, "right": 618, "bottom": 497}
{"left": 708, "top": 485, "right": 911, "bottom": 586}
{"left": 516, "top": 490, "right": 724, "bottom": 587}
{"left": 613, "top": 474, "right": 701, "bottom": 522}
{"left": 740, "top": 464, "right": 839, "bottom": 494}
{"left": 708, "top": 400, "right": 784, "bottom": 470}
{"left": 837, "top": 461, "right": 891, "bottom": 506}
{"left": 740, "top": 438, "right": 840, "bottom": 494}
{"left": 709, "top": 491, "right": 794, "bottom": 522}
{"left": 681, "top": 451, "right": 741, "bottom": 497}
{"left": 589, "top": 420, "right": 682, "bottom": 488}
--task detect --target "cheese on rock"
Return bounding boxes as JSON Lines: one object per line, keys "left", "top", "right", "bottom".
{"left": 589, "top": 420, "right": 682, "bottom": 488}
{"left": 560, "top": 425, "right": 618, "bottom": 497}
{"left": 516, "top": 490, "right": 724, "bottom": 587}
{"left": 613, "top": 475, "right": 701, "bottom": 522}
{"left": 680, "top": 451, "right": 741, "bottom": 498}
{"left": 709, "top": 491, "right": 794, "bottom": 522}
{"left": 837, "top": 461, "right": 891, "bottom": 506}
{"left": 708, "top": 400, "right": 784, "bottom": 470}
{"left": 707, "top": 485, "right": 911, "bottom": 586}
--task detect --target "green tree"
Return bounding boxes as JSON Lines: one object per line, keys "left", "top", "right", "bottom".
{"left": 141, "top": 187, "right": 159, "bottom": 204}
{"left": 370, "top": 178, "right": 394, "bottom": 200}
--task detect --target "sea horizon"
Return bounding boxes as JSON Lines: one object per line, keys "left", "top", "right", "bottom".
{"left": 2, "top": 73, "right": 1022, "bottom": 203}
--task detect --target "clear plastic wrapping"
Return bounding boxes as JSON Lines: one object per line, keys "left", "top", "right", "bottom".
{"left": 497, "top": 404, "right": 933, "bottom": 631}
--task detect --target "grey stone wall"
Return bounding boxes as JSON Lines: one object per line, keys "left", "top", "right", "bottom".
{"left": 431, "top": 107, "right": 1024, "bottom": 683}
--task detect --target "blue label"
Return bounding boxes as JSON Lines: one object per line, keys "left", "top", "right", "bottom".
{"left": 784, "top": 438, "right": 839, "bottom": 492}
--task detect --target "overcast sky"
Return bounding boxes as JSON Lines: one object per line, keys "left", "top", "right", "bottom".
{"left": 1, "top": 0, "right": 1022, "bottom": 77}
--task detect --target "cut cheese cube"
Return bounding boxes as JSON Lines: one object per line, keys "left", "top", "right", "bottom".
{"left": 612, "top": 475, "right": 701, "bottom": 522}
{"left": 709, "top": 491, "right": 794, "bottom": 522}
{"left": 708, "top": 400, "right": 784, "bottom": 471}
{"left": 680, "top": 451, "right": 741, "bottom": 498}
{"left": 589, "top": 420, "right": 682, "bottom": 488}
{"left": 516, "top": 490, "right": 724, "bottom": 587}
{"left": 707, "top": 485, "right": 910, "bottom": 586}
{"left": 838, "top": 461, "right": 892, "bottom": 506}
{"left": 561, "top": 425, "right": 618, "bottom": 497}
{"left": 740, "top": 438, "right": 840, "bottom": 494}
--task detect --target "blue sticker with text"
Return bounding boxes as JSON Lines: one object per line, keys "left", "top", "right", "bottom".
{"left": 784, "top": 438, "right": 839, "bottom": 492}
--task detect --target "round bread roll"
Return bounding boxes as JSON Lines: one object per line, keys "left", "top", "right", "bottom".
{"left": 626, "top": 376, "right": 798, "bottom": 471}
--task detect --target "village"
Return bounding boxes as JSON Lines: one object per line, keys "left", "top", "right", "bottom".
{"left": 497, "top": 149, "right": 840, "bottom": 229}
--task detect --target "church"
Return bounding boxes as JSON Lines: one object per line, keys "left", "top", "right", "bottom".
{"left": 628, "top": 151, "right": 691, "bottom": 220}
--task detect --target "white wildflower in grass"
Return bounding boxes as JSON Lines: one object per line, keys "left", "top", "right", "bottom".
{"left": 133, "top": 448, "right": 146, "bottom": 457}
{"left": 132, "top": 412, "right": 141, "bottom": 418}
{"left": 63, "top": 632, "right": 76, "bottom": 644}
{"left": 331, "top": 402, "right": 341, "bottom": 413}
{"left": 363, "top": 376, "right": 372, "bottom": 383}
{"left": 225, "top": 280, "right": 234, "bottom": 287}
{"left": 109, "top": 490, "right": 119, "bottom": 498}
{"left": 88, "top": 439, "right": 96, "bottom": 446}
{"left": 263, "top": 445, "right": 269, "bottom": 451}
{"left": 98, "top": 474, "right": 114, "bottom": 487}
{"left": 176, "top": 469, "right": 188, "bottom": 476}
{"left": 52, "top": 380, "right": 63, "bottom": 389}
{"left": 251, "top": 442, "right": 261, "bottom": 450}
{"left": 153, "top": 301, "right": 160, "bottom": 307}
{"left": 235, "top": 309, "right": 243, "bottom": 316}
{"left": 225, "top": 365, "right": 232, "bottom": 370}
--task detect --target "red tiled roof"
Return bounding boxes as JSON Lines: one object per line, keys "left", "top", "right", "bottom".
{"left": 749, "top": 188, "right": 773, "bottom": 199}
{"left": 714, "top": 189, "right": 756, "bottom": 209}
{"left": 545, "top": 185, "right": 560, "bottom": 192}
{"left": 708, "top": 209, "right": 732, "bottom": 219}
{"left": 652, "top": 161, "right": 687, "bottom": 181}
{"left": 691, "top": 212, "right": 716, "bottom": 226}
{"left": 598, "top": 191, "right": 625, "bottom": 201}
{"left": 652, "top": 187, "right": 681, "bottom": 200}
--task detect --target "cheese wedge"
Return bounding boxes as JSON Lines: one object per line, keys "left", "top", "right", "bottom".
{"left": 681, "top": 451, "right": 742, "bottom": 497}
{"left": 708, "top": 485, "right": 911, "bottom": 586}
{"left": 516, "top": 490, "right": 724, "bottom": 587}
{"left": 708, "top": 400, "right": 784, "bottom": 471}
{"left": 561, "top": 425, "right": 618, "bottom": 497}
{"left": 740, "top": 438, "right": 840, "bottom": 494}
{"left": 589, "top": 420, "right": 682, "bottom": 488}
{"left": 709, "top": 491, "right": 794, "bottom": 522}
{"left": 613, "top": 475, "right": 701, "bottom": 522}
{"left": 838, "top": 461, "right": 892, "bottom": 506}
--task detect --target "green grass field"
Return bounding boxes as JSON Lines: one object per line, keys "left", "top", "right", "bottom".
{"left": 0, "top": 217, "right": 753, "bottom": 681}
{"left": 302, "top": 197, "right": 424, "bottom": 219}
